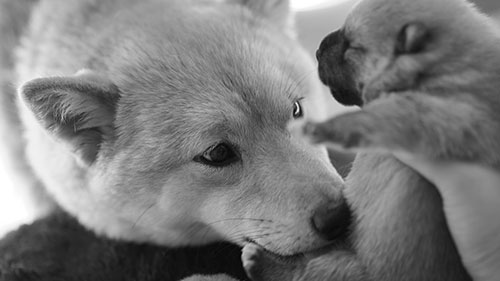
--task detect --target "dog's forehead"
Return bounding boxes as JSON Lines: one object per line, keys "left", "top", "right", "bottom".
{"left": 116, "top": 39, "right": 300, "bottom": 123}
{"left": 137, "top": 56, "right": 301, "bottom": 137}
{"left": 114, "top": 66, "right": 300, "bottom": 165}
{"left": 111, "top": 15, "right": 311, "bottom": 154}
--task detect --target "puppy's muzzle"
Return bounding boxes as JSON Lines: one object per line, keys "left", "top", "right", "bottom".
{"left": 316, "top": 30, "right": 363, "bottom": 107}
{"left": 311, "top": 198, "right": 351, "bottom": 241}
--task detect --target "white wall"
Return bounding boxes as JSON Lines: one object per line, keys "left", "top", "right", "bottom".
{"left": 0, "top": 159, "right": 33, "bottom": 236}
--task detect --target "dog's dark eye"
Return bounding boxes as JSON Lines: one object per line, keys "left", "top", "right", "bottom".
{"left": 194, "top": 143, "right": 239, "bottom": 167}
{"left": 292, "top": 100, "right": 303, "bottom": 119}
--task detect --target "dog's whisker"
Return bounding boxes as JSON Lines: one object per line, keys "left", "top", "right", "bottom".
{"left": 230, "top": 229, "right": 283, "bottom": 243}
{"left": 224, "top": 227, "right": 266, "bottom": 242}
{"left": 248, "top": 230, "right": 283, "bottom": 240}
{"left": 185, "top": 217, "right": 276, "bottom": 241}
{"left": 131, "top": 202, "right": 155, "bottom": 230}
{"left": 185, "top": 222, "right": 211, "bottom": 240}
{"left": 205, "top": 217, "right": 274, "bottom": 227}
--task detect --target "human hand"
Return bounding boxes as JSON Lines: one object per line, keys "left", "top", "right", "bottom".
{"left": 395, "top": 152, "right": 500, "bottom": 281}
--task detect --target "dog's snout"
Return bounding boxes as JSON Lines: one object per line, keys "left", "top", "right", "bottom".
{"left": 311, "top": 199, "right": 351, "bottom": 241}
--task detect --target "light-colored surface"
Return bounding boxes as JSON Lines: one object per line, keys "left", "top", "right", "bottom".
{"left": 291, "top": 0, "right": 353, "bottom": 11}
{"left": 0, "top": 159, "right": 33, "bottom": 237}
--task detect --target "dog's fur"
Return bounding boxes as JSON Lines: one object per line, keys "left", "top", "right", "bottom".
{"left": 0, "top": 210, "right": 248, "bottom": 281}
{"left": 242, "top": 0, "right": 500, "bottom": 280}
{"left": 0, "top": 0, "right": 355, "bottom": 279}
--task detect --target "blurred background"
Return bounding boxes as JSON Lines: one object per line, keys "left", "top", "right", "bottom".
{"left": 1, "top": 0, "right": 500, "bottom": 236}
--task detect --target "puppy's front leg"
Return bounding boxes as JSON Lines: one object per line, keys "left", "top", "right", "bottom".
{"left": 242, "top": 244, "right": 369, "bottom": 281}
{"left": 242, "top": 244, "right": 307, "bottom": 281}
{"left": 305, "top": 93, "right": 499, "bottom": 164}
{"left": 180, "top": 274, "right": 241, "bottom": 281}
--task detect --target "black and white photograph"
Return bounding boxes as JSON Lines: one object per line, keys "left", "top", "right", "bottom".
{"left": 0, "top": 0, "right": 499, "bottom": 280}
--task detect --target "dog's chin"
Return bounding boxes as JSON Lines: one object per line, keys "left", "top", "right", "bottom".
{"left": 246, "top": 240, "right": 306, "bottom": 260}
{"left": 244, "top": 236, "right": 344, "bottom": 260}
{"left": 245, "top": 239, "right": 345, "bottom": 265}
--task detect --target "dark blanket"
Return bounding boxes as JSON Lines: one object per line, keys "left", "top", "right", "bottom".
{"left": 0, "top": 212, "right": 248, "bottom": 281}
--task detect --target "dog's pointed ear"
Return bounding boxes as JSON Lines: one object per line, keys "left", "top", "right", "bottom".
{"left": 395, "top": 22, "right": 430, "bottom": 54}
{"left": 19, "top": 70, "right": 120, "bottom": 166}
{"left": 239, "top": 0, "right": 294, "bottom": 36}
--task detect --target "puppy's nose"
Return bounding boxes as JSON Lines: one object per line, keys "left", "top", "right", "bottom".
{"left": 311, "top": 199, "right": 351, "bottom": 241}
{"left": 316, "top": 29, "right": 342, "bottom": 60}
{"left": 315, "top": 47, "right": 323, "bottom": 61}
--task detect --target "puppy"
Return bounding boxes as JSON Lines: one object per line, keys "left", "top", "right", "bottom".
{"left": 243, "top": 0, "right": 500, "bottom": 280}
{"left": 1, "top": 0, "right": 353, "bottom": 280}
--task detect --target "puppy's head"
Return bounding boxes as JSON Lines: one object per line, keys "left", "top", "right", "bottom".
{"left": 18, "top": 0, "right": 349, "bottom": 256}
{"left": 316, "top": 0, "right": 493, "bottom": 106}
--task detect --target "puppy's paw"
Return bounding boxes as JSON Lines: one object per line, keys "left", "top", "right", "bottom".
{"left": 242, "top": 244, "right": 306, "bottom": 281}
{"left": 242, "top": 244, "right": 267, "bottom": 281}
{"left": 180, "top": 274, "right": 240, "bottom": 281}
{"left": 304, "top": 111, "right": 380, "bottom": 151}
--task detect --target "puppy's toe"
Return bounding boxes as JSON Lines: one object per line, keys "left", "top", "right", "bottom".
{"left": 242, "top": 244, "right": 267, "bottom": 281}
{"left": 307, "top": 111, "right": 378, "bottom": 151}
{"left": 302, "top": 122, "right": 326, "bottom": 144}
{"left": 242, "top": 244, "right": 308, "bottom": 281}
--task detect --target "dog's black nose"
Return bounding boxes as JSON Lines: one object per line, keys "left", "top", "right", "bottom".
{"left": 311, "top": 199, "right": 351, "bottom": 241}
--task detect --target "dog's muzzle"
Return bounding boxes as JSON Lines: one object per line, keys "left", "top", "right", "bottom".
{"left": 311, "top": 198, "right": 352, "bottom": 241}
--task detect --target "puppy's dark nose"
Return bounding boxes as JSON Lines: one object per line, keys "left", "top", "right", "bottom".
{"left": 311, "top": 199, "right": 351, "bottom": 241}
{"left": 316, "top": 48, "right": 322, "bottom": 61}
{"left": 316, "top": 29, "right": 342, "bottom": 61}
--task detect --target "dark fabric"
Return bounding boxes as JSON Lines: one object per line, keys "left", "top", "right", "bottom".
{"left": 0, "top": 212, "right": 248, "bottom": 281}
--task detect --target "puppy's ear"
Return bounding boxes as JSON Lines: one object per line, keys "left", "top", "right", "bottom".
{"left": 19, "top": 70, "right": 120, "bottom": 166}
{"left": 239, "top": 0, "right": 294, "bottom": 36}
{"left": 395, "top": 22, "right": 429, "bottom": 54}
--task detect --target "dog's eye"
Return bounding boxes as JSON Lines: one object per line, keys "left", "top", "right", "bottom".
{"left": 194, "top": 143, "right": 239, "bottom": 167}
{"left": 292, "top": 100, "right": 303, "bottom": 119}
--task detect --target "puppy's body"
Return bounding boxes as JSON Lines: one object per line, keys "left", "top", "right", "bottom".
{"left": 244, "top": 0, "right": 500, "bottom": 280}
{"left": 1, "top": 0, "right": 352, "bottom": 279}
{"left": 245, "top": 156, "right": 467, "bottom": 281}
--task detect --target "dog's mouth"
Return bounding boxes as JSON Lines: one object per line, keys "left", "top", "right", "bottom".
{"left": 244, "top": 238, "right": 306, "bottom": 263}
{"left": 243, "top": 237, "right": 344, "bottom": 264}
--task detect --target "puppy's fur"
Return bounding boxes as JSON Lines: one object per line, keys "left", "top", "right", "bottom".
{"left": 243, "top": 0, "right": 500, "bottom": 280}
{"left": 1, "top": 0, "right": 353, "bottom": 279}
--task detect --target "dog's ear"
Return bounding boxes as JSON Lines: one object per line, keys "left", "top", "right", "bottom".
{"left": 395, "top": 22, "right": 430, "bottom": 54}
{"left": 239, "top": 0, "right": 294, "bottom": 36}
{"left": 19, "top": 70, "right": 120, "bottom": 166}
